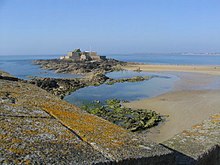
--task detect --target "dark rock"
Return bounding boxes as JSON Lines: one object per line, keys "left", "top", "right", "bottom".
{"left": 0, "top": 75, "right": 19, "bottom": 82}
{"left": 106, "top": 76, "right": 151, "bottom": 85}
{"left": 33, "top": 58, "right": 126, "bottom": 75}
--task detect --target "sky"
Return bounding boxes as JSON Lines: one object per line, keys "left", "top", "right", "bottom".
{"left": 0, "top": 0, "right": 220, "bottom": 55}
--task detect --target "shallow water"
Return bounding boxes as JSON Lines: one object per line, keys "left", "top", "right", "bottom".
{"left": 0, "top": 55, "right": 80, "bottom": 80}
{"left": 1, "top": 54, "right": 220, "bottom": 106}
{"left": 64, "top": 71, "right": 179, "bottom": 106}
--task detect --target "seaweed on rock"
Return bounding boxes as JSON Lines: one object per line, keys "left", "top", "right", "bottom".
{"left": 81, "top": 99, "right": 162, "bottom": 132}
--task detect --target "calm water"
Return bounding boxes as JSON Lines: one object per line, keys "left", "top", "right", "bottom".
{"left": 106, "top": 53, "right": 220, "bottom": 65}
{"left": 1, "top": 54, "right": 220, "bottom": 105}
{"left": 64, "top": 71, "right": 178, "bottom": 106}
{"left": 0, "top": 55, "right": 80, "bottom": 80}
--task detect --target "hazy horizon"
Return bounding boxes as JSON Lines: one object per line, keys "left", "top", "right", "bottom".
{"left": 1, "top": 0, "right": 220, "bottom": 55}
{"left": 1, "top": 52, "right": 220, "bottom": 57}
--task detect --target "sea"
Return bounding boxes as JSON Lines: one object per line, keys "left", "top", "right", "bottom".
{"left": 1, "top": 54, "right": 220, "bottom": 105}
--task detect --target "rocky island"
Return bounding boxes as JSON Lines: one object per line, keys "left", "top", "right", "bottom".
{"left": 26, "top": 49, "right": 160, "bottom": 133}
{"left": 33, "top": 48, "right": 125, "bottom": 75}
{"left": 31, "top": 49, "right": 151, "bottom": 98}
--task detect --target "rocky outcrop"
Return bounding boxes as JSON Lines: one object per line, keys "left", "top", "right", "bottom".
{"left": 28, "top": 74, "right": 151, "bottom": 99}
{"left": 106, "top": 76, "right": 151, "bottom": 85}
{"left": 0, "top": 69, "right": 151, "bottom": 99}
{"left": 0, "top": 70, "right": 13, "bottom": 77}
{"left": 0, "top": 71, "right": 19, "bottom": 82}
{"left": 33, "top": 58, "right": 126, "bottom": 75}
{"left": 28, "top": 73, "right": 110, "bottom": 98}
{"left": 29, "top": 77, "right": 83, "bottom": 98}
{"left": 31, "top": 58, "right": 152, "bottom": 98}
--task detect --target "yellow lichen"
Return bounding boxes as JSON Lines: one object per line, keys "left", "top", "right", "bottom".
{"left": 24, "top": 159, "right": 31, "bottom": 165}
{"left": 211, "top": 114, "right": 220, "bottom": 123}
{"left": 39, "top": 102, "right": 127, "bottom": 148}
{"left": 11, "top": 138, "right": 22, "bottom": 143}
{"left": 192, "top": 124, "right": 202, "bottom": 129}
{"left": 0, "top": 134, "right": 9, "bottom": 140}
{"left": 23, "top": 130, "right": 38, "bottom": 135}
{"left": 1, "top": 80, "right": 132, "bottom": 152}
{"left": 182, "top": 130, "right": 205, "bottom": 136}
{"left": 8, "top": 147, "right": 27, "bottom": 155}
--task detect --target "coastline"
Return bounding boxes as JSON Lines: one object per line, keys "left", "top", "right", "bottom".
{"left": 1, "top": 61, "right": 219, "bottom": 163}
{"left": 124, "top": 63, "right": 220, "bottom": 143}
{"left": 2, "top": 58, "right": 220, "bottom": 143}
{"left": 123, "top": 63, "right": 220, "bottom": 75}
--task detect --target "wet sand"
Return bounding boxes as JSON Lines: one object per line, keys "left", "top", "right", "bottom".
{"left": 124, "top": 65, "right": 220, "bottom": 143}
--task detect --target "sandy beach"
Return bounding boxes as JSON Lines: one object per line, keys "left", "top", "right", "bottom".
{"left": 123, "top": 63, "right": 220, "bottom": 75}
{"left": 124, "top": 64, "right": 220, "bottom": 143}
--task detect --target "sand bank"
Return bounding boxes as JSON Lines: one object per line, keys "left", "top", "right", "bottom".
{"left": 125, "top": 89, "right": 220, "bottom": 143}
{"left": 123, "top": 63, "right": 220, "bottom": 75}
{"left": 124, "top": 64, "right": 220, "bottom": 143}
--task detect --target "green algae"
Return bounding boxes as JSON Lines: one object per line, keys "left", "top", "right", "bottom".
{"left": 81, "top": 99, "right": 162, "bottom": 132}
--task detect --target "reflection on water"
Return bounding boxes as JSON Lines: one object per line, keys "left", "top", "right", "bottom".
{"left": 64, "top": 71, "right": 179, "bottom": 106}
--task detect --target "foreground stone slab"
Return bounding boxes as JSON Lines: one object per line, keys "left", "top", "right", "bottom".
{"left": 0, "top": 117, "right": 108, "bottom": 164}
{"left": 163, "top": 114, "right": 220, "bottom": 165}
{"left": 0, "top": 78, "right": 174, "bottom": 164}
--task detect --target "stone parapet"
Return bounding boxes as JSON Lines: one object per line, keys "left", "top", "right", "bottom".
{"left": 163, "top": 114, "right": 220, "bottom": 165}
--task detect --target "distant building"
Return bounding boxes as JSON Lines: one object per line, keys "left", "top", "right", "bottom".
{"left": 60, "top": 48, "right": 106, "bottom": 61}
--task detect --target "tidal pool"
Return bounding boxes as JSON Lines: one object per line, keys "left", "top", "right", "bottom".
{"left": 64, "top": 71, "right": 179, "bottom": 106}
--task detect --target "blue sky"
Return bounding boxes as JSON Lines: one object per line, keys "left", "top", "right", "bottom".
{"left": 0, "top": 0, "right": 220, "bottom": 55}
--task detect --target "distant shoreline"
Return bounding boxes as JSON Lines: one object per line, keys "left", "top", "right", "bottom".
{"left": 123, "top": 63, "right": 220, "bottom": 75}
{"left": 1, "top": 52, "right": 220, "bottom": 56}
